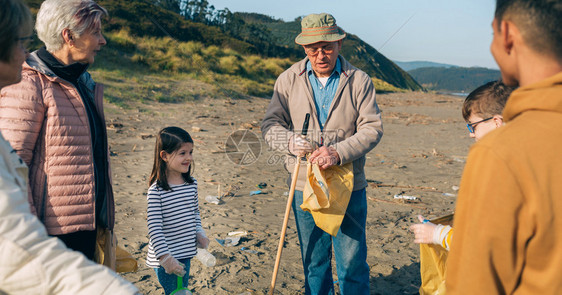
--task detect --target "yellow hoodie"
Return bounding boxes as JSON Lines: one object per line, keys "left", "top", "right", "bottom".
{"left": 447, "top": 72, "right": 562, "bottom": 294}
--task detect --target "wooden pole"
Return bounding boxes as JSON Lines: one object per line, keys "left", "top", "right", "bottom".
{"left": 270, "top": 113, "right": 310, "bottom": 295}
{"left": 269, "top": 159, "right": 301, "bottom": 295}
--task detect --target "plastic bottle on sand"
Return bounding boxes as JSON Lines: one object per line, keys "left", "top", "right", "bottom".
{"left": 196, "top": 248, "right": 216, "bottom": 267}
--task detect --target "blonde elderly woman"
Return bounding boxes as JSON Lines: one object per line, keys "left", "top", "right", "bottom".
{"left": 0, "top": 0, "right": 113, "bottom": 263}
{"left": 0, "top": 0, "right": 138, "bottom": 293}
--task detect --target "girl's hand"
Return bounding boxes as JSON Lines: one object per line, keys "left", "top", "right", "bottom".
{"left": 159, "top": 254, "right": 186, "bottom": 276}
{"left": 196, "top": 232, "right": 210, "bottom": 249}
{"left": 409, "top": 215, "right": 438, "bottom": 244}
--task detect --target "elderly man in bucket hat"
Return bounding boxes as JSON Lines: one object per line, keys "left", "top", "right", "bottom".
{"left": 261, "top": 13, "right": 383, "bottom": 294}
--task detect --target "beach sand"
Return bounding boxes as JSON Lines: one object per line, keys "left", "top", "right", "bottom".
{"left": 107, "top": 91, "right": 472, "bottom": 294}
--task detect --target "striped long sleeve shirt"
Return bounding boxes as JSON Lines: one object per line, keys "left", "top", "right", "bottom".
{"left": 145, "top": 180, "right": 201, "bottom": 268}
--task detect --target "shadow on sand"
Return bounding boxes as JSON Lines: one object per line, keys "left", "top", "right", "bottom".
{"left": 370, "top": 262, "right": 421, "bottom": 295}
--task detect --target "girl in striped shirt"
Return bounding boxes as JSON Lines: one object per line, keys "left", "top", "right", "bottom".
{"left": 145, "top": 126, "right": 209, "bottom": 294}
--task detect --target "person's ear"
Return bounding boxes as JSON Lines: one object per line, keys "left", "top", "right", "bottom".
{"left": 62, "top": 28, "right": 74, "bottom": 46}
{"left": 500, "top": 20, "right": 517, "bottom": 55}
{"left": 160, "top": 150, "right": 169, "bottom": 162}
{"left": 493, "top": 115, "right": 504, "bottom": 127}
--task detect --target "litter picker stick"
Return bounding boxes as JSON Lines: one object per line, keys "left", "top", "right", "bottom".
{"left": 269, "top": 113, "right": 310, "bottom": 295}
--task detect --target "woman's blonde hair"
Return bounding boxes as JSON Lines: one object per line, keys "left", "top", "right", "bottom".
{"left": 36, "top": 0, "right": 107, "bottom": 52}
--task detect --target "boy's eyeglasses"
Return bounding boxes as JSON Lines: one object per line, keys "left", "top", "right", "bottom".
{"left": 304, "top": 44, "right": 336, "bottom": 56}
{"left": 466, "top": 117, "right": 493, "bottom": 133}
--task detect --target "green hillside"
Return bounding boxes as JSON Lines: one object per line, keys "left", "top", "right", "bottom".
{"left": 341, "top": 34, "right": 422, "bottom": 91}
{"left": 24, "top": 0, "right": 422, "bottom": 104}
{"left": 408, "top": 67, "right": 501, "bottom": 92}
{"left": 253, "top": 14, "right": 423, "bottom": 91}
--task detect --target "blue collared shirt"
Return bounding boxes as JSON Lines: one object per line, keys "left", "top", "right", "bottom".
{"left": 307, "top": 58, "right": 341, "bottom": 130}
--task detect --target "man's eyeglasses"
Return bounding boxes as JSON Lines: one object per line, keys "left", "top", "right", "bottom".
{"left": 16, "top": 35, "right": 33, "bottom": 52}
{"left": 466, "top": 117, "right": 493, "bottom": 133}
{"left": 304, "top": 44, "right": 336, "bottom": 56}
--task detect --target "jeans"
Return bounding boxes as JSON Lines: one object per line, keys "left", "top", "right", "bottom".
{"left": 292, "top": 188, "right": 370, "bottom": 295}
{"left": 154, "top": 258, "right": 191, "bottom": 295}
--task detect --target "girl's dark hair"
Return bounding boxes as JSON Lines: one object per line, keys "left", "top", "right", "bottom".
{"left": 149, "top": 126, "right": 194, "bottom": 190}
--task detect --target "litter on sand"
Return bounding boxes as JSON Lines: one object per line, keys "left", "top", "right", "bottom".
{"left": 205, "top": 195, "right": 221, "bottom": 205}
{"left": 249, "top": 190, "right": 266, "bottom": 196}
{"left": 215, "top": 236, "right": 241, "bottom": 247}
{"left": 393, "top": 194, "right": 418, "bottom": 201}
{"left": 240, "top": 247, "right": 258, "bottom": 254}
{"left": 228, "top": 231, "right": 248, "bottom": 237}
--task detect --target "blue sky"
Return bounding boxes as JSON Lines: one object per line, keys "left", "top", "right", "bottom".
{"left": 209, "top": 0, "right": 498, "bottom": 69}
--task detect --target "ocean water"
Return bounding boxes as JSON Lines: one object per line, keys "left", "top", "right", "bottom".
{"left": 450, "top": 92, "right": 469, "bottom": 97}
{"left": 436, "top": 91, "right": 469, "bottom": 98}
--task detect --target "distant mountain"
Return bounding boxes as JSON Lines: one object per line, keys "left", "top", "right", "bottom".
{"left": 241, "top": 13, "right": 423, "bottom": 91}
{"left": 393, "top": 60, "right": 457, "bottom": 71}
{"left": 408, "top": 67, "right": 502, "bottom": 93}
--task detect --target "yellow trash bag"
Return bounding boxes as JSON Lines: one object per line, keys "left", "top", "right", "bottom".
{"left": 300, "top": 161, "right": 354, "bottom": 236}
{"left": 115, "top": 245, "right": 139, "bottom": 273}
{"left": 95, "top": 228, "right": 138, "bottom": 273}
{"left": 419, "top": 243, "right": 448, "bottom": 295}
{"left": 419, "top": 214, "right": 454, "bottom": 295}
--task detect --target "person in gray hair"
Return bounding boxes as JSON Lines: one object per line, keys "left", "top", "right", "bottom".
{"left": 0, "top": 0, "right": 114, "bottom": 265}
{"left": 0, "top": 0, "right": 138, "bottom": 293}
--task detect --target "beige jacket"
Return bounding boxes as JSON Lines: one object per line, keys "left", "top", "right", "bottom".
{"left": 0, "top": 132, "right": 138, "bottom": 294}
{"left": 0, "top": 52, "right": 114, "bottom": 235}
{"left": 261, "top": 56, "right": 383, "bottom": 191}
{"left": 447, "top": 72, "right": 562, "bottom": 294}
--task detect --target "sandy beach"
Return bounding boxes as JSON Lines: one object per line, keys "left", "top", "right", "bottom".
{"left": 107, "top": 91, "right": 473, "bottom": 294}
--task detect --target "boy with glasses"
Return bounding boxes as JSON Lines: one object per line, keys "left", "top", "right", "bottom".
{"left": 410, "top": 80, "right": 515, "bottom": 250}
{"left": 462, "top": 80, "right": 515, "bottom": 141}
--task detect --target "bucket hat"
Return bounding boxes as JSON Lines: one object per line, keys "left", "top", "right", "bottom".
{"left": 295, "top": 13, "right": 346, "bottom": 45}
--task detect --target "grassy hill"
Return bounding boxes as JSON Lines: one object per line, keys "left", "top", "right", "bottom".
{"left": 408, "top": 67, "right": 501, "bottom": 93}
{"left": 251, "top": 14, "right": 423, "bottom": 91}
{"left": 24, "top": 0, "right": 422, "bottom": 106}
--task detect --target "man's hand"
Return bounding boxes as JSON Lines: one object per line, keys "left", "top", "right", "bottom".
{"left": 308, "top": 146, "right": 340, "bottom": 170}
{"left": 288, "top": 134, "right": 313, "bottom": 156}
{"left": 159, "top": 254, "right": 186, "bottom": 276}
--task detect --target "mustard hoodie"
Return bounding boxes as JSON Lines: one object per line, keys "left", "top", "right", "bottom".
{"left": 447, "top": 72, "right": 562, "bottom": 294}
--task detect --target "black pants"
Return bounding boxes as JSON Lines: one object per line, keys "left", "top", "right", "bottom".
{"left": 55, "top": 230, "right": 97, "bottom": 260}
